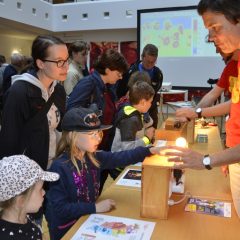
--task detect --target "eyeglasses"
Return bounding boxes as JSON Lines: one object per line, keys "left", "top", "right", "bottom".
{"left": 42, "top": 57, "right": 70, "bottom": 68}
{"left": 82, "top": 130, "right": 103, "bottom": 139}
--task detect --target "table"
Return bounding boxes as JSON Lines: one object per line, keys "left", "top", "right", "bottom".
{"left": 158, "top": 90, "right": 189, "bottom": 120}
{"left": 158, "top": 90, "right": 189, "bottom": 102}
{"left": 165, "top": 101, "right": 194, "bottom": 118}
{"left": 63, "top": 126, "right": 238, "bottom": 240}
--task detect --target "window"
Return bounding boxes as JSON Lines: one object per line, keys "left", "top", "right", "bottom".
{"left": 126, "top": 10, "right": 133, "bottom": 17}
{"left": 17, "top": 2, "right": 22, "bottom": 10}
{"left": 62, "top": 14, "right": 68, "bottom": 21}
{"left": 103, "top": 11, "right": 110, "bottom": 18}
{"left": 82, "top": 13, "right": 88, "bottom": 20}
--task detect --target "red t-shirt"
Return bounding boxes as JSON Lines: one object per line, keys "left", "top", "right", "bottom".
{"left": 217, "top": 60, "right": 238, "bottom": 98}
{"left": 226, "top": 58, "right": 240, "bottom": 147}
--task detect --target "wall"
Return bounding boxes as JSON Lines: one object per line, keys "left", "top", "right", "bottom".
{"left": 0, "top": 29, "right": 136, "bottom": 60}
{"left": 0, "top": 0, "right": 199, "bottom": 32}
{"left": 53, "top": 0, "right": 199, "bottom": 31}
{"left": 0, "top": 0, "right": 53, "bottom": 30}
{"left": 0, "top": 35, "right": 33, "bottom": 62}
{"left": 1, "top": 0, "right": 213, "bottom": 87}
{"left": 0, "top": 0, "right": 198, "bottom": 58}
{"left": 57, "top": 28, "right": 137, "bottom": 42}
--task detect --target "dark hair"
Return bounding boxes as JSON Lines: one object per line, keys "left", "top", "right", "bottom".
{"left": 128, "top": 71, "right": 151, "bottom": 89}
{"left": 20, "top": 56, "right": 34, "bottom": 74}
{"left": 68, "top": 41, "right": 89, "bottom": 58}
{"left": 31, "top": 35, "right": 66, "bottom": 70}
{"left": 93, "top": 49, "right": 128, "bottom": 75}
{"left": 129, "top": 81, "right": 155, "bottom": 105}
{"left": 0, "top": 55, "right": 6, "bottom": 66}
{"left": 141, "top": 44, "right": 158, "bottom": 58}
{"left": 197, "top": 0, "right": 240, "bottom": 24}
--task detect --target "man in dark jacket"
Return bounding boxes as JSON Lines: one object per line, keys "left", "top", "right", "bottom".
{"left": 2, "top": 53, "right": 25, "bottom": 97}
{"left": 116, "top": 44, "right": 163, "bottom": 129}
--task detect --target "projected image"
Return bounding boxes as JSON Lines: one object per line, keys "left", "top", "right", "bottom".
{"left": 138, "top": 7, "right": 224, "bottom": 87}
{"left": 140, "top": 10, "right": 217, "bottom": 57}
{"left": 142, "top": 17, "right": 194, "bottom": 56}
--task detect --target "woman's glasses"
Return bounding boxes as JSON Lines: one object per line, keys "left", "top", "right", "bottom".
{"left": 43, "top": 57, "right": 70, "bottom": 68}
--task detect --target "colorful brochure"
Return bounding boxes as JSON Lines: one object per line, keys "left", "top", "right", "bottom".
{"left": 71, "top": 214, "right": 155, "bottom": 240}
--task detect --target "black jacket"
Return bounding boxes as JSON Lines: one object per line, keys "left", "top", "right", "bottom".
{"left": 0, "top": 78, "right": 66, "bottom": 170}
{"left": 2, "top": 64, "right": 18, "bottom": 96}
{"left": 116, "top": 61, "right": 163, "bottom": 128}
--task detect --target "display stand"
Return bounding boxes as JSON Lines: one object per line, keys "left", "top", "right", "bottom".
{"left": 141, "top": 155, "right": 172, "bottom": 219}
{"left": 141, "top": 117, "right": 194, "bottom": 219}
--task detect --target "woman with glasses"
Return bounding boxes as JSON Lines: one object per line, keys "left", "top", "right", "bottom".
{"left": 45, "top": 106, "right": 166, "bottom": 240}
{"left": 0, "top": 35, "right": 68, "bottom": 171}
{"left": 67, "top": 49, "right": 128, "bottom": 152}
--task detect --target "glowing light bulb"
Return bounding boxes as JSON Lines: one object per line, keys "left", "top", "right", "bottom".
{"left": 12, "top": 49, "right": 20, "bottom": 54}
{"left": 175, "top": 137, "right": 187, "bottom": 148}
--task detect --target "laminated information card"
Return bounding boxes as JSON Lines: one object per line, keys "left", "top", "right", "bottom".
{"left": 185, "top": 197, "right": 231, "bottom": 218}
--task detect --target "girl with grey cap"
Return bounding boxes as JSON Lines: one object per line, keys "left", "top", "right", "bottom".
{"left": 0, "top": 155, "right": 59, "bottom": 240}
{"left": 45, "top": 106, "right": 167, "bottom": 240}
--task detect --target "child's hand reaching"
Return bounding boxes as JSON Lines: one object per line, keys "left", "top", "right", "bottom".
{"left": 96, "top": 199, "right": 116, "bottom": 213}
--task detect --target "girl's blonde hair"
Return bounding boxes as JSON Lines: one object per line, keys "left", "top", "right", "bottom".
{"left": 0, "top": 184, "right": 36, "bottom": 220}
{"left": 56, "top": 131, "right": 99, "bottom": 174}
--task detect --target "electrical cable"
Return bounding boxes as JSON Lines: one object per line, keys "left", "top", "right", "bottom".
{"left": 168, "top": 191, "right": 192, "bottom": 206}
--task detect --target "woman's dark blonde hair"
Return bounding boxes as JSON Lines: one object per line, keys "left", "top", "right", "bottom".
{"left": 56, "top": 131, "right": 99, "bottom": 174}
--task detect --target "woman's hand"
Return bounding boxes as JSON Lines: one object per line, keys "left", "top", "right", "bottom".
{"left": 95, "top": 199, "right": 116, "bottom": 213}
{"left": 148, "top": 146, "right": 207, "bottom": 170}
{"left": 162, "top": 146, "right": 205, "bottom": 170}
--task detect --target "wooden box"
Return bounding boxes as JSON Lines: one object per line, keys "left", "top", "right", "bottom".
{"left": 140, "top": 118, "right": 194, "bottom": 219}
{"left": 155, "top": 117, "right": 194, "bottom": 143}
{"left": 141, "top": 155, "right": 173, "bottom": 219}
